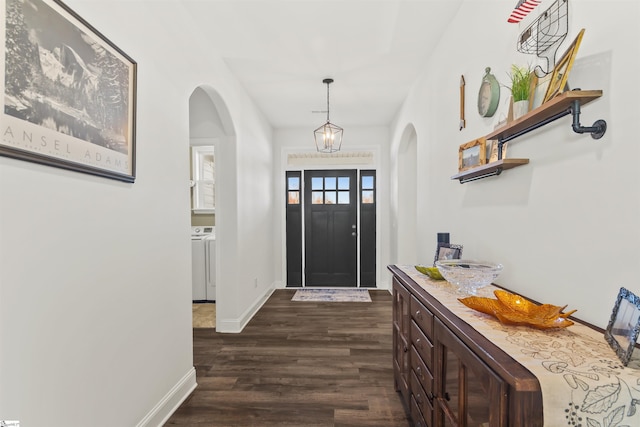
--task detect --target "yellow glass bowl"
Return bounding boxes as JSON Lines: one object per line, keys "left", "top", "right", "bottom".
{"left": 415, "top": 265, "right": 444, "bottom": 280}
{"left": 458, "top": 289, "right": 576, "bottom": 329}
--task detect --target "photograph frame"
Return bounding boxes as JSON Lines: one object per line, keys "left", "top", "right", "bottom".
{"left": 604, "top": 287, "right": 640, "bottom": 366}
{"left": 433, "top": 242, "right": 463, "bottom": 266}
{"left": 542, "top": 28, "right": 585, "bottom": 104}
{"left": 1, "top": 0, "right": 137, "bottom": 182}
{"left": 458, "top": 137, "right": 486, "bottom": 172}
{"left": 488, "top": 140, "right": 508, "bottom": 163}
{"left": 529, "top": 72, "right": 552, "bottom": 111}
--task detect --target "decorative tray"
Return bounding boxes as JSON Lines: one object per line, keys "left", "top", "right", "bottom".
{"left": 458, "top": 289, "right": 576, "bottom": 329}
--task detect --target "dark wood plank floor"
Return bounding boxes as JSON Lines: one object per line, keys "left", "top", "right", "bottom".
{"left": 165, "top": 289, "right": 410, "bottom": 427}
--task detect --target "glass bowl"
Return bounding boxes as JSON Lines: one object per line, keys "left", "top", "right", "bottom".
{"left": 435, "top": 259, "right": 503, "bottom": 295}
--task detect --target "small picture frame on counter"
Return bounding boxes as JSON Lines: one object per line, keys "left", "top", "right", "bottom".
{"left": 605, "top": 287, "right": 640, "bottom": 366}
{"left": 433, "top": 242, "right": 463, "bottom": 266}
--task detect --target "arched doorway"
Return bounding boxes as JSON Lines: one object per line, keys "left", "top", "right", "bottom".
{"left": 189, "top": 86, "right": 236, "bottom": 330}
{"left": 395, "top": 125, "right": 418, "bottom": 265}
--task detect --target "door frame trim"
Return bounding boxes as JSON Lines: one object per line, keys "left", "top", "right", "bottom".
{"left": 280, "top": 147, "right": 380, "bottom": 289}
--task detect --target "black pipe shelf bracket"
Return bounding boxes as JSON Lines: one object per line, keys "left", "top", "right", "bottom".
{"left": 459, "top": 168, "right": 502, "bottom": 184}
{"left": 570, "top": 99, "right": 607, "bottom": 139}
{"left": 451, "top": 159, "right": 528, "bottom": 184}
{"left": 496, "top": 96, "right": 607, "bottom": 161}
{"left": 497, "top": 108, "right": 572, "bottom": 160}
{"left": 452, "top": 90, "right": 606, "bottom": 184}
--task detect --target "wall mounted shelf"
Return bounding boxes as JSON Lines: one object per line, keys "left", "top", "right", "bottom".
{"left": 486, "top": 90, "right": 604, "bottom": 142}
{"left": 451, "top": 158, "right": 529, "bottom": 183}
{"left": 452, "top": 89, "right": 605, "bottom": 184}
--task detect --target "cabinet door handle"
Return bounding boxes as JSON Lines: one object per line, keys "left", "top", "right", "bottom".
{"left": 427, "top": 391, "right": 434, "bottom": 403}
{"left": 403, "top": 345, "right": 408, "bottom": 353}
{"left": 415, "top": 310, "right": 421, "bottom": 319}
{"left": 416, "top": 366, "right": 424, "bottom": 380}
{"left": 416, "top": 393, "right": 422, "bottom": 405}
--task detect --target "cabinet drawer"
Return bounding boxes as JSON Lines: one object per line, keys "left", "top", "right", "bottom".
{"left": 394, "top": 333, "right": 410, "bottom": 404}
{"left": 410, "top": 394, "right": 429, "bottom": 427}
{"left": 411, "top": 369, "right": 434, "bottom": 426}
{"left": 411, "top": 344, "right": 433, "bottom": 397}
{"left": 411, "top": 320, "right": 434, "bottom": 368}
{"left": 411, "top": 295, "right": 433, "bottom": 337}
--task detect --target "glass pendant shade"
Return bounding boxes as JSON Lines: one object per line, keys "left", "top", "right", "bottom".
{"left": 314, "top": 78, "right": 343, "bottom": 153}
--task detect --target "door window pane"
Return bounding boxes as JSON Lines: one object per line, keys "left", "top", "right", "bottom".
{"left": 288, "top": 177, "right": 300, "bottom": 190}
{"left": 324, "top": 177, "right": 337, "bottom": 190}
{"left": 312, "top": 191, "right": 324, "bottom": 204}
{"left": 338, "top": 191, "right": 350, "bottom": 204}
{"left": 311, "top": 177, "right": 324, "bottom": 190}
{"left": 325, "top": 191, "right": 337, "bottom": 204}
{"left": 361, "top": 173, "right": 375, "bottom": 205}
{"left": 362, "top": 190, "right": 374, "bottom": 204}
{"left": 288, "top": 191, "right": 300, "bottom": 204}
{"left": 338, "top": 176, "right": 350, "bottom": 190}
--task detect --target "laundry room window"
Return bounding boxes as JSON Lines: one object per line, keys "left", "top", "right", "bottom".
{"left": 191, "top": 146, "right": 215, "bottom": 214}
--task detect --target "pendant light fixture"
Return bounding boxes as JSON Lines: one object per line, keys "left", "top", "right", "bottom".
{"left": 314, "top": 78, "right": 343, "bottom": 153}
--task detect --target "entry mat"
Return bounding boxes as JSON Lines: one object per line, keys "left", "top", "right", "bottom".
{"left": 291, "top": 288, "right": 371, "bottom": 302}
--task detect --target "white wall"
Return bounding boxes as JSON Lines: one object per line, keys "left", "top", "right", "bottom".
{"left": 396, "top": 126, "right": 418, "bottom": 265}
{"left": 390, "top": 0, "right": 640, "bottom": 328}
{"left": 273, "top": 126, "right": 392, "bottom": 289}
{"left": 0, "top": 1, "right": 275, "bottom": 426}
{"left": 2, "top": 1, "right": 637, "bottom": 425}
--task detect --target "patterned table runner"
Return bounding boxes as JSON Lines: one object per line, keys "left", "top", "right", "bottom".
{"left": 398, "top": 265, "right": 640, "bottom": 426}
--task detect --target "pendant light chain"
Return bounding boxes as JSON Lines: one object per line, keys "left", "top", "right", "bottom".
{"left": 326, "top": 81, "right": 331, "bottom": 123}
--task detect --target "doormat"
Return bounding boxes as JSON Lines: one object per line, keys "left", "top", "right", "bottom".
{"left": 291, "top": 288, "right": 371, "bottom": 302}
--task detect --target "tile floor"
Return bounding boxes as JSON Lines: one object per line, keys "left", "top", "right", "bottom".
{"left": 192, "top": 303, "right": 215, "bottom": 328}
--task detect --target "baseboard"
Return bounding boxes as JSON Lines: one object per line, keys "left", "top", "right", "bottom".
{"left": 216, "top": 284, "right": 275, "bottom": 333}
{"left": 135, "top": 367, "right": 197, "bottom": 427}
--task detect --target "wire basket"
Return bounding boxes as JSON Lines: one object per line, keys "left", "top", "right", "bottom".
{"left": 517, "top": 0, "right": 568, "bottom": 76}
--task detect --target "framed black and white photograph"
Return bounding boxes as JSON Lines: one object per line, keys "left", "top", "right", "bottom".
{"left": 605, "top": 287, "right": 640, "bottom": 366}
{"left": 1, "top": 0, "right": 137, "bottom": 182}
{"left": 433, "top": 242, "right": 463, "bottom": 266}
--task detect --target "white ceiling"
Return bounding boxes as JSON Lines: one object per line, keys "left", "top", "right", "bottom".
{"left": 179, "top": 0, "right": 465, "bottom": 129}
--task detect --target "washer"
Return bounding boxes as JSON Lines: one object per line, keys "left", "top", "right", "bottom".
{"left": 191, "top": 226, "right": 215, "bottom": 301}
{"left": 204, "top": 233, "right": 216, "bottom": 301}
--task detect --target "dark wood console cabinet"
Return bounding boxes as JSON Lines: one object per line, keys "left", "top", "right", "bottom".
{"left": 389, "top": 265, "right": 543, "bottom": 427}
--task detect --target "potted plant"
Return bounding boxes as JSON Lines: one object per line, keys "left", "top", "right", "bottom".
{"left": 507, "top": 64, "right": 533, "bottom": 119}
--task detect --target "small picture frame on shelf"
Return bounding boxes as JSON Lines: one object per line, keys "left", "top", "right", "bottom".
{"left": 530, "top": 73, "right": 552, "bottom": 111}
{"left": 488, "top": 141, "right": 507, "bottom": 163}
{"left": 433, "top": 242, "right": 463, "bottom": 266}
{"left": 605, "top": 287, "right": 640, "bottom": 366}
{"left": 485, "top": 140, "right": 494, "bottom": 163}
{"left": 543, "top": 28, "right": 585, "bottom": 103}
{"left": 458, "top": 137, "right": 486, "bottom": 172}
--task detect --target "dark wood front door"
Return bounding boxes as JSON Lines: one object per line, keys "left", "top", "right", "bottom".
{"left": 304, "top": 170, "right": 357, "bottom": 286}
